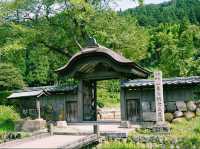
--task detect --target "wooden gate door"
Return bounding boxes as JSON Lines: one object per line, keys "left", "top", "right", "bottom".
{"left": 65, "top": 101, "right": 78, "bottom": 122}
{"left": 83, "top": 81, "right": 97, "bottom": 121}
{"left": 127, "top": 99, "right": 140, "bottom": 122}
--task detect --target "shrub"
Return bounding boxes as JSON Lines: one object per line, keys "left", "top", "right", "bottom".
{"left": 100, "top": 141, "right": 147, "bottom": 149}
{"left": 135, "top": 128, "right": 152, "bottom": 134}
{"left": 0, "top": 91, "right": 11, "bottom": 105}
{"left": 0, "top": 105, "right": 20, "bottom": 131}
{"left": 0, "top": 132, "right": 30, "bottom": 143}
{"left": 0, "top": 105, "right": 20, "bottom": 122}
{"left": 178, "top": 136, "right": 200, "bottom": 149}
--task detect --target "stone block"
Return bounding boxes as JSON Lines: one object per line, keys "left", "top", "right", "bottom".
{"left": 165, "top": 113, "right": 174, "bottom": 122}
{"left": 172, "top": 118, "right": 186, "bottom": 124}
{"left": 176, "top": 101, "right": 187, "bottom": 112}
{"left": 142, "top": 112, "right": 156, "bottom": 122}
{"left": 56, "top": 121, "right": 67, "bottom": 128}
{"left": 15, "top": 119, "right": 46, "bottom": 132}
{"left": 196, "top": 108, "right": 200, "bottom": 116}
{"left": 184, "top": 111, "right": 195, "bottom": 120}
{"left": 152, "top": 122, "right": 170, "bottom": 133}
{"left": 173, "top": 111, "right": 183, "bottom": 118}
{"left": 165, "top": 102, "right": 176, "bottom": 112}
{"left": 195, "top": 100, "right": 200, "bottom": 107}
{"left": 186, "top": 101, "right": 197, "bottom": 112}
{"left": 142, "top": 102, "right": 150, "bottom": 112}
{"left": 119, "top": 121, "right": 131, "bottom": 128}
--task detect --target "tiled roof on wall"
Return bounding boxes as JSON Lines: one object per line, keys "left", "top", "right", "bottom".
{"left": 7, "top": 85, "right": 77, "bottom": 99}
{"left": 121, "top": 76, "right": 200, "bottom": 88}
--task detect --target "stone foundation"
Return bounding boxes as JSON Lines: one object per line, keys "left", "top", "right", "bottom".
{"left": 15, "top": 119, "right": 46, "bottom": 132}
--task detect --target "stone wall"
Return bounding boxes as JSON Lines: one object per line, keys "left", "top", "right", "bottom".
{"left": 124, "top": 86, "right": 199, "bottom": 122}
{"left": 165, "top": 100, "right": 200, "bottom": 123}
{"left": 15, "top": 119, "right": 46, "bottom": 132}
{"left": 140, "top": 100, "right": 200, "bottom": 123}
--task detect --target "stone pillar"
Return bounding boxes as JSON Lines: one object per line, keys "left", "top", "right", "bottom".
{"left": 153, "top": 71, "right": 169, "bottom": 132}
{"left": 154, "top": 71, "right": 165, "bottom": 123}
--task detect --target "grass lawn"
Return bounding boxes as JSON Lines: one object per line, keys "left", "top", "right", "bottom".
{"left": 170, "top": 117, "right": 200, "bottom": 139}
{"left": 130, "top": 116, "right": 200, "bottom": 139}
{"left": 100, "top": 117, "right": 200, "bottom": 149}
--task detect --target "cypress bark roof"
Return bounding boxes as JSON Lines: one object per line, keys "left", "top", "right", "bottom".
{"left": 56, "top": 45, "right": 150, "bottom": 80}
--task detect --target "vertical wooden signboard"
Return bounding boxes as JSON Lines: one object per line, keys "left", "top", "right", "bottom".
{"left": 36, "top": 99, "right": 41, "bottom": 119}
{"left": 154, "top": 71, "right": 165, "bottom": 124}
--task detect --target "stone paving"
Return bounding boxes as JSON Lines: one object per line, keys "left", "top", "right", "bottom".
{"left": 1, "top": 135, "right": 86, "bottom": 148}
{"left": 0, "top": 123, "right": 139, "bottom": 148}
{"left": 54, "top": 123, "right": 139, "bottom": 136}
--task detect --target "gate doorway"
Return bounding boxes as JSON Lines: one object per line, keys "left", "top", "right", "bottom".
{"left": 96, "top": 80, "right": 120, "bottom": 121}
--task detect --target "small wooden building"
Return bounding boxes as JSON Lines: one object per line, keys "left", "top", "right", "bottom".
{"left": 7, "top": 86, "right": 78, "bottom": 122}
{"left": 120, "top": 76, "right": 200, "bottom": 123}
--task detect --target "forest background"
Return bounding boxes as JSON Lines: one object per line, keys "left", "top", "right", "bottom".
{"left": 0, "top": 0, "right": 200, "bottom": 106}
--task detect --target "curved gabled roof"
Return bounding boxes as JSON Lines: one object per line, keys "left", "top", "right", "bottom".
{"left": 56, "top": 45, "right": 150, "bottom": 80}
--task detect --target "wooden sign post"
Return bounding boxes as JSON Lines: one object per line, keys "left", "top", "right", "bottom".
{"left": 36, "top": 99, "right": 41, "bottom": 119}
{"left": 153, "top": 71, "right": 169, "bottom": 132}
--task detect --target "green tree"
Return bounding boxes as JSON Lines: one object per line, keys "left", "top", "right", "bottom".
{"left": 143, "top": 22, "right": 200, "bottom": 77}
{"left": 87, "top": 11, "right": 149, "bottom": 62}
{"left": 124, "top": 0, "right": 200, "bottom": 26}
{"left": 0, "top": 63, "right": 25, "bottom": 90}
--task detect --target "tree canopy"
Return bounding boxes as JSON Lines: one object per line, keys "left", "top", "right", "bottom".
{"left": 0, "top": 0, "right": 150, "bottom": 88}
{"left": 0, "top": 63, "right": 24, "bottom": 90}
{"left": 123, "top": 0, "right": 200, "bottom": 26}
{"left": 0, "top": 0, "right": 200, "bottom": 90}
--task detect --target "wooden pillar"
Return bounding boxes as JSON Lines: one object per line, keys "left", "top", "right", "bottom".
{"left": 93, "top": 124, "right": 100, "bottom": 138}
{"left": 36, "top": 98, "right": 41, "bottom": 119}
{"left": 48, "top": 123, "right": 54, "bottom": 136}
{"left": 120, "top": 80, "right": 126, "bottom": 121}
{"left": 64, "top": 100, "right": 66, "bottom": 121}
{"left": 92, "top": 81, "right": 97, "bottom": 121}
{"left": 78, "top": 80, "right": 83, "bottom": 122}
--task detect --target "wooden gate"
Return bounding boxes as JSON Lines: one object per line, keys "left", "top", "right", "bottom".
{"left": 65, "top": 101, "right": 78, "bottom": 122}
{"left": 83, "top": 81, "right": 97, "bottom": 121}
{"left": 126, "top": 99, "right": 140, "bottom": 122}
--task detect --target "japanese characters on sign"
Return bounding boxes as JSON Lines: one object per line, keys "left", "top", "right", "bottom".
{"left": 154, "top": 71, "right": 165, "bottom": 123}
